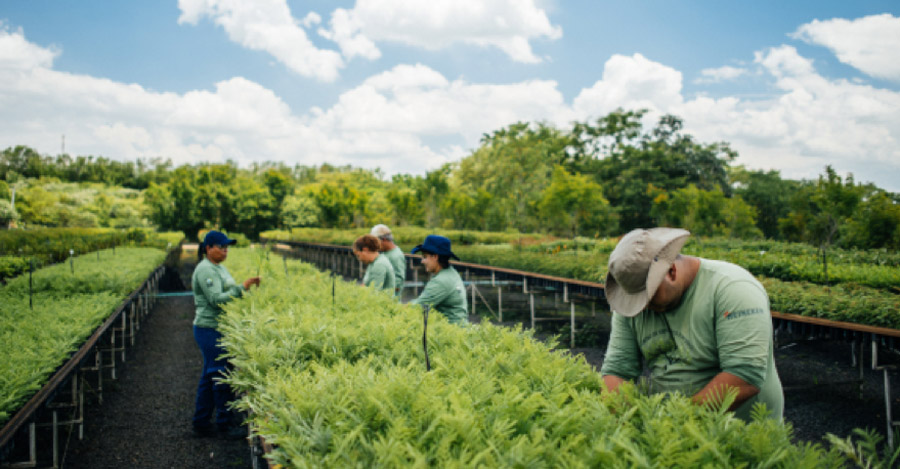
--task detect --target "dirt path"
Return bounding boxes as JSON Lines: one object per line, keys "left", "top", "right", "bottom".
{"left": 63, "top": 274, "right": 250, "bottom": 468}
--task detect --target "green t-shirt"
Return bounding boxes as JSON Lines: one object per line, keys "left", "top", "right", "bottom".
{"left": 383, "top": 246, "right": 407, "bottom": 289}
{"left": 600, "top": 259, "right": 783, "bottom": 422}
{"left": 363, "top": 253, "right": 395, "bottom": 293}
{"left": 410, "top": 266, "right": 468, "bottom": 325}
{"left": 191, "top": 258, "right": 244, "bottom": 328}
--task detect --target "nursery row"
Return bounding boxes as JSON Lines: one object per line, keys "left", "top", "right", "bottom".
{"left": 0, "top": 247, "right": 166, "bottom": 425}
{"left": 0, "top": 228, "right": 183, "bottom": 281}
{"left": 266, "top": 227, "right": 900, "bottom": 290}
{"left": 261, "top": 227, "right": 547, "bottom": 248}
{"left": 218, "top": 248, "right": 859, "bottom": 467}
{"left": 454, "top": 245, "right": 900, "bottom": 330}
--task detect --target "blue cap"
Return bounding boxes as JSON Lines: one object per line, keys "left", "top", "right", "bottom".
{"left": 411, "top": 235, "right": 459, "bottom": 260}
{"left": 203, "top": 230, "right": 237, "bottom": 247}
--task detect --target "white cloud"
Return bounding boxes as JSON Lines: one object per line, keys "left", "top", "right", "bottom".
{"left": 569, "top": 49, "right": 900, "bottom": 190}
{"left": 695, "top": 65, "right": 747, "bottom": 84}
{"left": 0, "top": 27, "right": 566, "bottom": 175}
{"left": 573, "top": 53, "right": 684, "bottom": 116}
{"left": 0, "top": 23, "right": 58, "bottom": 70}
{"left": 3, "top": 23, "right": 900, "bottom": 191}
{"left": 176, "top": 0, "right": 344, "bottom": 82}
{"left": 320, "top": 0, "right": 562, "bottom": 63}
{"left": 792, "top": 14, "right": 900, "bottom": 82}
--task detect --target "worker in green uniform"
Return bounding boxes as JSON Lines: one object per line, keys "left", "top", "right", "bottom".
{"left": 409, "top": 235, "right": 468, "bottom": 325}
{"left": 191, "top": 230, "right": 260, "bottom": 439}
{"left": 600, "top": 228, "right": 784, "bottom": 422}
{"left": 371, "top": 224, "right": 406, "bottom": 297}
{"left": 353, "top": 234, "right": 395, "bottom": 294}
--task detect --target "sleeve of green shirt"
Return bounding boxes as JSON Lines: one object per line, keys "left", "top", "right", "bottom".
{"left": 599, "top": 313, "right": 642, "bottom": 381}
{"left": 197, "top": 266, "right": 244, "bottom": 307}
{"left": 714, "top": 280, "right": 771, "bottom": 389}
{"left": 365, "top": 262, "right": 387, "bottom": 290}
{"left": 410, "top": 276, "right": 452, "bottom": 308}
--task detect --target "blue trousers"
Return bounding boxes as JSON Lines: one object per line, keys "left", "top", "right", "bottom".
{"left": 192, "top": 326, "right": 234, "bottom": 429}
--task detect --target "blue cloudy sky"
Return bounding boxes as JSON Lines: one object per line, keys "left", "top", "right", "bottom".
{"left": 1, "top": 1, "right": 899, "bottom": 190}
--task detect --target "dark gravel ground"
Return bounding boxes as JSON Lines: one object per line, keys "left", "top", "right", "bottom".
{"left": 62, "top": 263, "right": 250, "bottom": 469}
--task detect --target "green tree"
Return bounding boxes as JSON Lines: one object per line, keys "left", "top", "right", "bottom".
{"left": 386, "top": 175, "right": 424, "bottom": 226}
{"left": 779, "top": 166, "right": 865, "bottom": 281}
{"left": 652, "top": 184, "right": 761, "bottom": 238}
{"left": 539, "top": 166, "right": 615, "bottom": 238}
{"left": 585, "top": 114, "right": 737, "bottom": 232}
{"left": 281, "top": 194, "right": 321, "bottom": 228}
{"left": 455, "top": 122, "right": 566, "bottom": 231}
{"left": 730, "top": 167, "right": 800, "bottom": 239}
{"left": 0, "top": 200, "right": 18, "bottom": 227}
{"left": 843, "top": 190, "right": 900, "bottom": 250}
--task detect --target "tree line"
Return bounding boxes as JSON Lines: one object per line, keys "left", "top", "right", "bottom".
{"left": 2, "top": 109, "right": 899, "bottom": 250}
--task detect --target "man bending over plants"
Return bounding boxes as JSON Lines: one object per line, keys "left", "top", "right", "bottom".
{"left": 600, "top": 228, "right": 784, "bottom": 422}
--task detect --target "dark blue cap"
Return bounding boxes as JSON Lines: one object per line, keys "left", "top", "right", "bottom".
{"left": 411, "top": 235, "right": 459, "bottom": 260}
{"left": 203, "top": 230, "right": 237, "bottom": 247}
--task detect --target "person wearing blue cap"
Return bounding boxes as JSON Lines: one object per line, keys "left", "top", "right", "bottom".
{"left": 191, "top": 230, "right": 260, "bottom": 439}
{"left": 409, "top": 235, "right": 468, "bottom": 325}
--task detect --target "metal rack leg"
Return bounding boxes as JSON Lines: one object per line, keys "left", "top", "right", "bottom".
{"left": 497, "top": 287, "right": 502, "bottom": 323}
{"left": 570, "top": 302, "right": 575, "bottom": 348}
{"left": 884, "top": 368, "right": 893, "bottom": 449}
{"left": 530, "top": 293, "right": 535, "bottom": 330}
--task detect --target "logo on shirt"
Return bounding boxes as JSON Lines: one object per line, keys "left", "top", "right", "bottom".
{"left": 206, "top": 278, "right": 213, "bottom": 286}
{"left": 723, "top": 308, "right": 766, "bottom": 321}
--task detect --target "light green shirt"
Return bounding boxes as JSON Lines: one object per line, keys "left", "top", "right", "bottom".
{"left": 383, "top": 246, "right": 406, "bottom": 290}
{"left": 192, "top": 258, "right": 244, "bottom": 328}
{"left": 363, "top": 253, "right": 395, "bottom": 293}
{"left": 601, "top": 259, "right": 783, "bottom": 422}
{"left": 411, "top": 266, "right": 468, "bottom": 325}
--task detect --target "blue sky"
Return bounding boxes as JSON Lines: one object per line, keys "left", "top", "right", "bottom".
{"left": 1, "top": 1, "right": 899, "bottom": 191}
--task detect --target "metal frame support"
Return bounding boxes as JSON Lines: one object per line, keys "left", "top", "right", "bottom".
{"left": 570, "top": 301, "right": 576, "bottom": 349}
{"left": 530, "top": 293, "right": 535, "bottom": 330}
{"left": 497, "top": 286, "right": 503, "bottom": 322}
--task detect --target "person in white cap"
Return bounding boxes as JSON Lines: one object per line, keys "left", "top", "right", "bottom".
{"left": 600, "top": 228, "right": 783, "bottom": 422}
{"left": 371, "top": 224, "right": 406, "bottom": 296}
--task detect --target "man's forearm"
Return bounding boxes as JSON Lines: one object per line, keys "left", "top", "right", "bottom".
{"left": 602, "top": 374, "right": 626, "bottom": 393}
{"left": 692, "top": 372, "right": 759, "bottom": 411}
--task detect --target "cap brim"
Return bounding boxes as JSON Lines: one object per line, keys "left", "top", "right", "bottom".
{"left": 605, "top": 272, "right": 649, "bottom": 317}
{"left": 410, "top": 245, "right": 423, "bottom": 254}
{"left": 225, "top": 238, "right": 238, "bottom": 246}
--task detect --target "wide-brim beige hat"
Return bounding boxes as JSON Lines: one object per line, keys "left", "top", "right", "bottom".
{"left": 605, "top": 228, "right": 690, "bottom": 317}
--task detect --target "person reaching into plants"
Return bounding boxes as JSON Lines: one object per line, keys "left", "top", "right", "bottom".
{"left": 371, "top": 224, "right": 406, "bottom": 297}
{"left": 409, "top": 235, "right": 468, "bottom": 325}
{"left": 191, "top": 230, "right": 260, "bottom": 440}
{"left": 353, "top": 234, "right": 396, "bottom": 294}
{"left": 600, "top": 228, "right": 784, "bottom": 422}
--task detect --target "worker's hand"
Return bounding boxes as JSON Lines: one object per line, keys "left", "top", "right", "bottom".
{"left": 243, "top": 277, "right": 261, "bottom": 289}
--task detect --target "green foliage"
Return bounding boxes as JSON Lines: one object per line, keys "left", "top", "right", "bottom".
{"left": 261, "top": 226, "right": 547, "bottom": 248}
{"left": 0, "top": 199, "right": 18, "bottom": 226}
{"left": 3, "top": 248, "right": 165, "bottom": 297}
{"left": 651, "top": 184, "right": 762, "bottom": 238}
{"left": 731, "top": 167, "right": 801, "bottom": 239}
{"left": 0, "top": 228, "right": 181, "bottom": 281}
{"left": 1, "top": 145, "right": 172, "bottom": 189}
{"left": 824, "top": 428, "right": 900, "bottom": 469}
{"left": 217, "top": 248, "right": 848, "bottom": 467}
{"left": 281, "top": 194, "right": 321, "bottom": 228}
{"left": 0, "top": 247, "right": 164, "bottom": 424}
{"left": 539, "top": 166, "right": 616, "bottom": 238}
{"left": 0, "top": 256, "right": 30, "bottom": 279}
{"left": 9, "top": 178, "right": 150, "bottom": 229}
